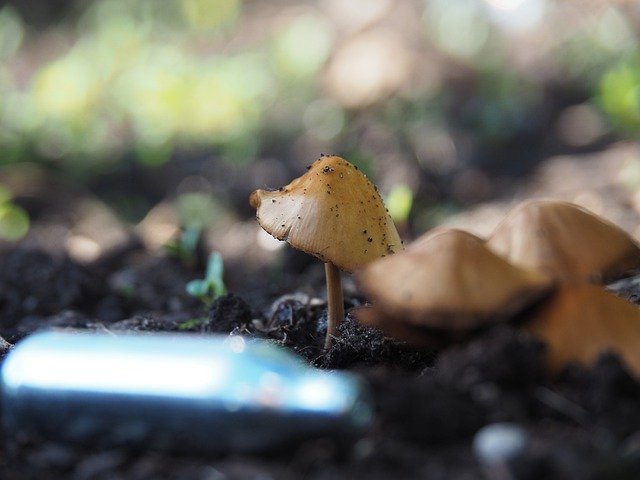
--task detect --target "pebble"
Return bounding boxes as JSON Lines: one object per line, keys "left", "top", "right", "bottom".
{"left": 472, "top": 422, "right": 528, "bottom": 465}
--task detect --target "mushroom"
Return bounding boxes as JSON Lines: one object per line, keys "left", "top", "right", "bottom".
{"left": 355, "top": 228, "right": 554, "bottom": 343}
{"left": 486, "top": 199, "right": 640, "bottom": 283}
{"left": 525, "top": 283, "right": 640, "bottom": 376}
{"left": 249, "top": 155, "right": 403, "bottom": 348}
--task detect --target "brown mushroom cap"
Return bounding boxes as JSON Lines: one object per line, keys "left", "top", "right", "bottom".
{"left": 249, "top": 155, "right": 403, "bottom": 272}
{"left": 525, "top": 284, "right": 640, "bottom": 376}
{"left": 486, "top": 199, "right": 640, "bottom": 283}
{"left": 356, "top": 228, "right": 554, "bottom": 332}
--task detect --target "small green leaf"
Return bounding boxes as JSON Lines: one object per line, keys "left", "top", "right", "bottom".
{"left": 177, "top": 317, "right": 207, "bottom": 331}
{"left": 185, "top": 251, "right": 227, "bottom": 307}
{"left": 186, "top": 279, "right": 207, "bottom": 298}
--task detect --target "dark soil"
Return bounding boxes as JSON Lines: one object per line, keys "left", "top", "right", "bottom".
{"left": 1, "top": 247, "right": 640, "bottom": 479}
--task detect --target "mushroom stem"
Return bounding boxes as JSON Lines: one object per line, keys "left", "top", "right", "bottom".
{"left": 324, "top": 262, "right": 344, "bottom": 349}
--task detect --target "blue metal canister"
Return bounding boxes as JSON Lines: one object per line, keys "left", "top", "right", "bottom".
{"left": 1, "top": 330, "right": 371, "bottom": 453}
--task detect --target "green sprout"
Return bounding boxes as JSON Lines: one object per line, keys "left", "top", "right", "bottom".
{"left": 177, "top": 317, "right": 208, "bottom": 331}
{"left": 164, "top": 225, "right": 201, "bottom": 268}
{"left": 116, "top": 282, "right": 137, "bottom": 299}
{"left": 186, "top": 251, "right": 227, "bottom": 307}
{"left": 165, "top": 192, "right": 222, "bottom": 268}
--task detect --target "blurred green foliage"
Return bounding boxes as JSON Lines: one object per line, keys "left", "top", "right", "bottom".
{"left": 386, "top": 184, "right": 413, "bottom": 224}
{"left": 0, "top": 0, "right": 639, "bottom": 230}
{"left": 175, "top": 192, "right": 220, "bottom": 231}
{"left": 0, "top": 0, "right": 283, "bottom": 171}
{"left": 600, "top": 59, "right": 640, "bottom": 134}
{"left": 0, "top": 185, "right": 29, "bottom": 241}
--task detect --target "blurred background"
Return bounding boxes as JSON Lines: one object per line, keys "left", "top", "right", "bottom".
{"left": 1, "top": 0, "right": 640, "bottom": 284}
